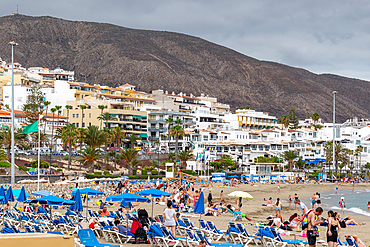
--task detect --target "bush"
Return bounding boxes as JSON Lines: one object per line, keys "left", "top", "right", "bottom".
{"left": 0, "top": 161, "right": 11, "bottom": 168}
{"left": 94, "top": 172, "right": 102, "bottom": 176}
{"left": 0, "top": 169, "right": 5, "bottom": 173}
{"left": 151, "top": 170, "right": 158, "bottom": 175}
{"left": 84, "top": 173, "right": 120, "bottom": 179}
{"left": 132, "top": 169, "right": 137, "bottom": 175}
{"left": 18, "top": 165, "right": 28, "bottom": 171}
{"left": 57, "top": 168, "right": 62, "bottom": 172}
{"left": 64, "top": 155, "right": 69, "bottom": 160}
{"left": 127, "top": 175, "right": 165, "bottom": 179}
{"left": 52, "top": 163, "right": 60, "bottom": 168}
{"left": 159, "top": 171, "right": 165, "bottom": 175}
{"left": 181, "top": 169, "right": 197, "bottom": 175}
{"left": 103, "top": 170, "right": 110, "bottom": 176}
{"left": 142, "top": 170, "right": 147, "bottom": 175}
{"left": 31, "top": 160, "right": 50, "bottom": 169}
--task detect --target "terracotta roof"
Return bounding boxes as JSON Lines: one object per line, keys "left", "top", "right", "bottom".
{"left": 98, "top": 93, "right": 155, "bottom": 102}
{"left": 261, "top": 129, "right": 278, "bottom": 133}
{"left": 120, "top": 84, "right": 135, "bottom": 87}
{"left": 42, "top": 112, "right": 67, "bottom": 119}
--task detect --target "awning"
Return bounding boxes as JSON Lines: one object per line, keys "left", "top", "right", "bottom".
{"left": 142, "top": 141, "right": 149, "bottom": 143}
{"left": 139, "top": 133, "right": 148, "bottom": 137}
{"left": 132, "top": 115, "right": 142, "bottom": 119}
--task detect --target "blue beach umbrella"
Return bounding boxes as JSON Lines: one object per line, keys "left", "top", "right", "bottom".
{"left": 135, "top": 189, "right": 171, "bottom": 218}
{"left": 69, "top": 189, "right": 83, "bottom": 212}
{"left": 106, "top": 193, "right": 150, "bottom": 202}
{"left": 0, "top": 186, "right": 7, "bottom": 205}
{"left": 194, "top": 191, "right": 205, "bottom": 214}
{"left": 32, "top": 190, "right": 52, "bottom": 197}
{"left": 17, "top": 186, "right": 28, "bottom": 202}
{"left": 71, "top": 188, "right": 103, "bottom": 196}
{"left": 6, "top": 186, "right": 14, "bottom": 202}
{"left": 29, "top": 195, "right": 75, "bottom": 205}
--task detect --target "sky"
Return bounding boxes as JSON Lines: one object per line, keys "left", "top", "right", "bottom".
{"left": 2, "top": 0, "right": 370, "bottom": 80}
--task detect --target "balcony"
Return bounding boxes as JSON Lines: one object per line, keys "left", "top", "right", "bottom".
{"left": 148, "top": 137, "right": 159, "bottom": 141}
{"left": 148, "top": 119, "right": 166, "bottom": 123}
{"left": 148, "top": 127, "right": 167, "bottom": 132}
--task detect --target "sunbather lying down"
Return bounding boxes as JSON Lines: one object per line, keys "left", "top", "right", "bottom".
{"left": 225, "top": 204, "right": 255, "bottom": 221}
{"left": 346, "top": 235, "right": 366, "bottom": 247}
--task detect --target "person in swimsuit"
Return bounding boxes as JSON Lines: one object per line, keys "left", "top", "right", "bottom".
{"left": 307, "top": 207, "right": 324, "bottom": 247}
{"left": 327, "top": 211, "right": 340, "bottom": 247}
{"left": 316, "top": 192, "right": 321, "bottom": 207}
{"left": 294, "top": 193, "right": 299, "bottom": 209}
{"left": 288, "top": 195, "right": 292, "bottom": 208}
{"left": 311, "top": 194, "right": 317, "bottom": 209}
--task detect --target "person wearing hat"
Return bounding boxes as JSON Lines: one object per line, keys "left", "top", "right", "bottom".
{"left": 339, "top": 197, "right": 345, "bottom": 213}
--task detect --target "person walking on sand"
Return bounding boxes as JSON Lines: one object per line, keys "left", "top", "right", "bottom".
{"left": 275, "top": 198, "right": 282, "bottom": 216}
{"left": 335, "top": 182, "right": 338, "bottom": 194}
{"left": 163, "top": 200, "right": 178, "bottom": 236}
{"left": 277, "top": 184, "right": 280, "bottom": 193}
{"left": 311, "top": 193, "right": 317, "bottom": 209}
{"left": 294, "top": 193, "right": 299, "bottom": 209}
{"left": 288, "top": 195, "right": 292, "bottom": 208}
{"left": 297, "top": 199, "right": 308, "bottom": 216}
{"left": 339, "top": 197, "right": 345, "bottom": 213}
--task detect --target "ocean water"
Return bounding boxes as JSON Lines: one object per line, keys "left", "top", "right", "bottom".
{"left": 317, "top": 189, "right": 370, "bottom": 218}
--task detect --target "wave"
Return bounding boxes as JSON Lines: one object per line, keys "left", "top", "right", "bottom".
{"left": 331, "top": 206, "right": 370, "bottom": 217}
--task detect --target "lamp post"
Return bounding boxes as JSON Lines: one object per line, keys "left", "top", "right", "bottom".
{"left": 9, "top": 41, "right": 18, "bottom": 185}
{"left": 333, "top": 91, "right": 337, "bottom": 179}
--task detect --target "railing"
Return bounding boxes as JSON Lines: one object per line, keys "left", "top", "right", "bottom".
{"left": 148, "top": 137, "right": 159, "bottom": 141}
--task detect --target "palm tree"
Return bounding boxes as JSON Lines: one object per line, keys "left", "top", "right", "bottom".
{"left": 50, "top": 107, "right": 57, "bottom": 152}
{"left": 325, "top": 142, "right": 350, "bottom": 176}
{"left": 98, "top": 105, "right": 106, "bottom": 129}
{"left": 80, "top": 105, "right": 87, "bottom": 128}
{"left": 76, "top": 128, "right": 86, "bottom": 151}
{"left": 78, "top": 147, "right": 102, "bottom": 173}
{"left": 294, "top": 157, "right": 306, "bottom": 172}
{"left": 0, "top": 128, "right": 26, "bottom": 161}
{"left": 119, "top": 148, "right": 139, "bottom": 175}
{"left": 0, "top": 150, "right": 7, "bottom": 161}
{"left": 177, "top": 150, "right": 194, "bottom": 169}
{"left": 278, "top": 115, "right": 290, "bottom": 129}
{"left": 128, "top": 133, "right": 140, "bottom": 149}
{"left": 282, "top": 150, "right": 299, "bottom": 171}
{"left": 112, "top": 127, "right": 125, "bottom": 169}
{"left": 31, "top": 132, "right": 49, "bottom": 148}
{"left": 60, "top": 124, "right": 77, "bottom": 170}
{"left": 55, "top": 105, "right": 62, "bottom": 130}
{"left": 311, "top": 112, "right": 320, "bottom": 123}
{"left": 338, "top": 163, "right": 346, "bottom": 179}
{"left": 355, "top": 145, "right": 364, "bottom": 170}
{"left": 84, "top": 125, "right": 107, "bottom": 149}
{"left": 131, "top": 158, "right": 142, "bottom": 174}
{"left": 65, "top": 105, "right": 73, "bottom": 123}
{"left": 170, "top": 123, "right": 185, "bottom": 162}
{"left": 165, "top": 117, "right": 174, "bottom": 150}
{"left": 103, "top": 127, "right": 113, "bottom": 170}
{"left": 43, "top": 101, "right": 51, "bottom": 134}
{"left": 97, "top": 112, "right": 117, "bottom": 129}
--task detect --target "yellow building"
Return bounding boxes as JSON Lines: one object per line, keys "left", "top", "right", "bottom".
{"left": 64, "top": 96, "right": 149, "bottom": 141}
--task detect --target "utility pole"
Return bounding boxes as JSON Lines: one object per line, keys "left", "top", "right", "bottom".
{"left": 9, "top": 41, "right": 18, "bottom": 185}
{"left": 333, "top": 91, "right": 337, "bottom": 179}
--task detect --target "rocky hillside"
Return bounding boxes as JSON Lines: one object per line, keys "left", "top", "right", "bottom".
{"left": 0, "top": 14, "right": 369, "bottom": 122}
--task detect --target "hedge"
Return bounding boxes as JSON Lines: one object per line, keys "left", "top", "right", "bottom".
{"left": 127, "top": 175, "right": 165, "bottom": 179}
{"left": 31, "top": 160, "right": 50, "bottom": 168}
{"left": 84, "top": 173, "right": 120, "bottom": 179}
{"left": 83, "top": 173, "right": 165, "bottom": 180}
{"left": 0, "top": 161, "right": 11, "bottom": 168}
{"left": 181, "top": 169, "right": 197, "bottom": 176}
{"left": 18, "top": 165, "right": 28, "bottom": 171}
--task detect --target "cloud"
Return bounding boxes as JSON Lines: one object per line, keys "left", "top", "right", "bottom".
{"left": 2, "top": 0, "right": 370, "bottom": 80}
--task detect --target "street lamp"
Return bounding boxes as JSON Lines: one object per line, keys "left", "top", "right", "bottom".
{"left": 9, "top": 41, "right": 18, "bottom": 185}
{"left": 333, "top": 91, "right": 337, "bottom": 178}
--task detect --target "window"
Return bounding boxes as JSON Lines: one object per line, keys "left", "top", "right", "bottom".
{"left": 203, "top": 135, "right": 208, "bottom": 141}
{"left": 89, "top": 122, "right": 92, "bottom": 126}
{"left": 83, "top": 114, "right": 85, "bottom": 118}
{"left": 89, "top": 113, "right": 91, "bottom": 118}
{"left": 76, "top": 123, "right": 79, "bottom": 127}
{"left": 76, "top": 114, "right": 79, "bottom": 118}
{"left": 82, "top": 123, "right": 85, "bottom": 127}
{"left": 72, "top": 114, "right": 75, "bottom": 118}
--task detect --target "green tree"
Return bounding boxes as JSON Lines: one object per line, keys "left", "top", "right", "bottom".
{"left": 84, "top": 125, "right": 107, "bottom": 149}
{"left": 325, "top": 142, "right": 350, "bottom": 176}
{"left": 76, "top": 128, "right": 86, "bottom": 151}
{"left": 0, "top": 150, "right": 7, "bottom": 161}
{"left": 278, "top": 115, "right": 290, "bottom": 129}
{"left": 311, "top": 112, "right": 320, "bottom": 123}
{"left": 170, "top": 119, "right": 185, "bottom": 162}
{"left": 165, "top": 117, "right": 174, "bottom": 145}
{"left": 168, "top": 152, "right": 176, "bottom": 163}
{"left": 289, "top": 108, "right": 298, "bottom": 129}
{"left": 0, "top": 128, "right": 26, "bottom": 161}
{"left": 177, "top": 150, "right": 194, "bottom": 169}
{"left": 295, "top": 157, "right": 306, "bottom": 171}
{"left": 31, "top": 132, "right": 48, "bottom": 148}
{"left": 282, "top": 150, "right": 299, "bottom": 171}
{"left": 209, "top": 155, "right": 237, "bottom": 171}
{"left": 80, "top": 105, "right": 87, "bottom": 128}
{"left": 65, "top": 105, "right": 73, "bottom": 123}
{"left": 55, "top": 105, "right": 62, "bottom": 131}
{"left": 50, "top": 107, "right": 57, "bottom": 152}
{"left": 43, "top": 101, "right": 51, "bottom": 134}
{"left": 60, "top": 123, "right": 77, "bottom": 170}
{"left": 128, "top": 133, "right": 140, "bottom": 149}
{"left": 98, "top": 105, "right": 106, "bottom": 129}
{"left": 102, "top": 127, "right": 113, "bottom": 170}
{"left": 338, "top": 163, "right": 346, "bottom": 179}
{"left": 22, "top": 86, "right": 45, "bottom": 124}
{"left": 31, "top": 160, "right": 50, "bottom": 169}
{"left": 355, "top": 145, "right": 364, "bottom": 170}
{"left": 97, "top": 112, "right": 117, "bottom": 129}
{"left": 118, "top": 148, "right": 139, "bottom": 175}
{"left": 112, "top": 127, "right": 125, "bottom": 169}
{"left": 78, "top": 147, "right": 102, "bottom": 173}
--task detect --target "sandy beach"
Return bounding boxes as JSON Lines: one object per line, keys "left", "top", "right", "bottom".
{"left": 83, "top": 182, "right": 370, "bottom": 245}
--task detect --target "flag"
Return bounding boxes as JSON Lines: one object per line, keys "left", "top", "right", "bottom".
{"left": 23, "top": 120, "right": 38, "bottom": 134}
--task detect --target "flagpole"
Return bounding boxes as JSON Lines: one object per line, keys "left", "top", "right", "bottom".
{"left": 37, "top": 116, "right": 40, "bottom": 191}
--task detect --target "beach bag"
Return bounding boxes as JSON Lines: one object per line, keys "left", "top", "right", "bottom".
{"left": 312, "top": 226, "right": 319, "bottom": 237}
{"left": 301, "top": 209, "right": 313, "bottom": 230}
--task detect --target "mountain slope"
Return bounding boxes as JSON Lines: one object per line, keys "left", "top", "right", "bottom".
{"left": 0, "top": 14, "right": 369, "bottom": 122}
